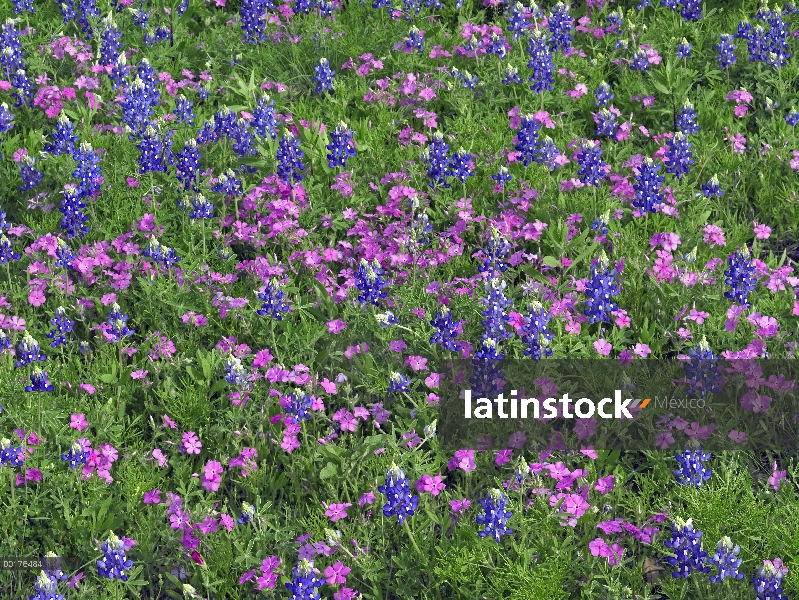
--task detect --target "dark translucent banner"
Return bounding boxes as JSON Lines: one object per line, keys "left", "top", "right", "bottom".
{"left": 436, "top": 358, "right": 799, "bottom": 453}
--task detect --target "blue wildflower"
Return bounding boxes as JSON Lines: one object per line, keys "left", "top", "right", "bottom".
{"left": 723, "top": 246, "right": 757, "bottom": 306}
{"left": 354, "top": 258, "right": 388, "bottom": 306}
{"left": 476, "top": 489, "right": 513, "bottom": 542}
{"left": 97, "top": 532, "right": 133, "bottom": 581}
{"left": 708, "top": 537, "right": 744, "bottom": 583}
{"left": 256, "top": 279, "right": 289, "bottom": 320}
{"left": 663, "top": 517, "right": 710, "bottom": 578}
{"left": 378, "top": 463, "right": 419, "bottom": 524}
{"left": 674, "top": 444, "right": 712, "bottom": 488}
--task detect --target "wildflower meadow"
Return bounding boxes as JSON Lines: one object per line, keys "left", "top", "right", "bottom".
{"left": 1, "top": 0, "right": 799, "bottom": 597}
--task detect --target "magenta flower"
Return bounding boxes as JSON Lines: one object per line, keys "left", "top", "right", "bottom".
{"left": 594, "top": 338, "right": 612, "bottom": 355}
{"left": 326, "top": 319, "right": 347, "bottom": 334}
{"left": 143, "top": 489, "right": 162, "bottom": 504}
{"left": 324, "top": 561, "right": 351, "bottom": 585}
{"left": 753, "top": 222, "right": 771, "bottom": 239}
{"left": 450, "top": 498, "right": 471, "bottom": 515}
{"left": 728, "top": 430, "right": 747, "bottom": 445}
{"left": 769, "top": 462, "right": 787, "bottom": 491}
{"left": 358, "top": 491, "right": 375, "bottom": 506}
{"left": 324, "top": 502, "right": 352, "bottom": 522}
{"left": 594, "top": 475, "right": 615, "bottom": 494}
{"left": 415, "top": 473, "right": 445, "bottom": 496}
{"left": 70, "top": 413, "right": 88, "bottom": 431}
{"left": 182, "top": 432, "right": 202, "bottom": 454}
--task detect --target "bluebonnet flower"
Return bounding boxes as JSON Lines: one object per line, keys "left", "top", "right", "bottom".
{"left": 55, "top": 239, "right": 76, "bottom": 269}
{"left": 232, "top": 118, "right": 257, "bottom": 158}
{"left": 198, "top": 83, "right": 212, "bottom": 102}
{"left": 632, "top": 157, "right": 665, "bottom": 213}
{"left": 477, "top": 489, "right": 513, "bottom": 542}
{"left": 61, "top": 441, "right": 90, "bottom": 470}
{"left": 47, "top": 307, "right": 74, "bottom": 348}
{"left": 105, "top": 303, "right": 135, "bottom": 342}
{"left": 240, "top": 0, "right": 271, "bottom": 43}
{"left": 97, "top": 532, "right": 133, "bottom": 581}
{"left": 506, "top": 2, "right": 527, "bottom": 41}
{"left": 537, "top": 136, "right": 562, "bottom": 170}
{"left": 404, "top": 26, "right": 425, "bottom": 53}
{"left": 326, "top": 121, "right": 356, "bottom": 168}
{"left": 189, "top": 194, "right": 214, "bottom": 220}
{"left": 0, "top": 437, "right": 24, "bottom": 467}
{"left": 724, "top": 246, "right": 757, "bottom": 306}
{"left": 456, "top": 69, "right": 479, "bottom": 89}
{"left": 685, "top": 336, "right": 722, "bottom": 398}
{"left": 716, "top": 34, "right": 737, "bottom": 68}
{"left": 429, "top": 306, "right": 462, "bottom": 352}
{"left": 355, "top": 258, "right": 388, "bottom": 306}
{"left": 26, "top": 367, "right": 55, "bottom": 393}
{"left": 487, "top": 34, "right": 507, "bottom": 59}
{"left": 176, "top": 138, "right": 202, "bottom": 192}
{"left": 786, "top": 107, "right": 799, "bottom": 127}
{"left": 131, "top": 8, "right": 150, "bottom": 29}
{"left": 753, "top": 561, "right": 788, "bottom": 600}
{"left": 595, "top": 108, "right": 620, "bottom": 140}
{"left": 708, "top": 537, "right": 744, "bottom": 582}
{"left": 663, "top": 517, "right": 710, "bottom": 578}
{"left": 0, "top": 206, "right": 8, "bottom": 233}
{"left": 11, "top": 68, "right": 32, "bottom": 107}
{"left": 576, "top": 140, "right": 606, "bottom": 187}
{"left": 471, "top": 337, "right": 505, "bottom": 400}
{"left": 548, "top": 2, "right": 572, "bottom": 52}
{"left": 211, "top": 169, "right": 242, "bottom": 196}
{"left": 59, "top": 186, "right": 90, "bottom": 239}
{"left": 480, "top": 277, "right": 513, "bottom": 344}
{"left": 284, "top": 390, "right": 313, "bottom": 423}
{"left": 527, "top": 29, "right": 555, "bottom": 93}
{"left": 677, "top": 38, "right": 692, "bottom": 58}
{"left": 0, "top": 102, "right": 14, "bottom": 160}
{"left": 109, "top": 53, "right": 129, "bottom": 90}
{"left": 277, "top": 131, "right": 305, "bottom": 185}
{"left": 224, "top": 356, "right": 251, "bottom": 389}
{"left": 72, "top": 142, "right": 103, "bottom": 200}
{"left": 501, "top": 65, "right": 523, "bottom": 84}
{"left": 18, "top": 154, "right": 44, "bottom": 191}
{"left": 521, "top": 300, "right": 554, "bottom": 361}
{"left": 594, "top": 82, "right": 613, "bottom": 107}
{"left": 136, "top": 58, "right": 160, "bottom": 107}
{"left": 15, "top": 331, "right": 46, "bottom": 367}
{"left": 478, "top": 226, "right": 510, "bottom": 276}
{"left": 29, "top": 570, "right": 63, "bottom": 600}
{"left": 422, "top": 131, "right": 451, "bottom": 189}
{"left": 376, "top": 311, "right": 398, "bottom": 328}
{"left": 173, "top": 95, "right": 195, "bottom": 125}
{"left": 591, "top": 212, "right": 609, "bottom": 238}
{"left": 313, "top": 58, "right": 335, "bottom": 93}
{"left": 675, "top": 444, "right": 712, "bottom": 487}
{"left": 680, "top": 0, "right": 702, "bottom": 21}
{"left": 378, "top": 463, "right": 419, "bottom": 524}
{"left": 0, "top": 19, "right": 26, "bottom": 79}
{"left": 45, "top": 115, "right": 79, "bottom": 156}
{"left": 449, "top": 148, "right": 474, "bottom": 183}
{"left": 256, "top": 279, "right": 289, "bottom": 319}
{"left": 251, "top": 94, "right": 279, "bottom": 139}
{"left": 122, "top": 78, "right": 154, "bottom": 139}
{"left": 491, "top": 166, "right": 513, "bottom": 187}
{"left": 99, "top": 16, "right": 122, "bottom": 65}
{"left": 584, "top": 251, "right": 620, "bottom": 324}
{"left": 237, "top": 503, "right": 256, "bottom": 524}
{"left": 0, "top": 234, "right": 21, "bottom": 265}
{"left": 675, "top": 100, "right": 699, "bottom": 135}
{"left": 13, "top": 0, "right": 35, "bottom": 15}
{"left": 296, "top": 0, "right": 316, "bottom": 13}
{"left": 409, "top": 200, "right": 433, "bottom": 248}
{"left": 606, "top": 9, "right": 624, "bottom": 32}
{"left": 664, "top": 132, "right": 693, "bottom": 180}
{"left": 630, "top": 49, "right": 650, "bottom": 70}
{"left": 137, "top": 124, "right": 174, "bottom": 174}
{"left": 0, "top": 330, "right": 10, "bottom": 355}
{"left": 318, "top": 0, "right": 334, "bottom": 17}
{"left": 514, "top": 114, "right": 542, "bottom": 166}
{"left": 387, "top": 372, "right": 411, "bottom": 394}
{"left": 285, "top": 559, "right": 324, "bottom": 600}
{"left": 77, "top": 0, "right": 100, "bottom": 39}
{"left": 701, "top": 174, "right": 723, "bottom": 197}
{"left": 59, "top": 0, "right": 78, "bottom": 25}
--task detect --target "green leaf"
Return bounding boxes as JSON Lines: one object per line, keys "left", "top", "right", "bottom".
{"left": 319, "top": 462, "right": 338, "bottom": 479}
{"left": 542, "top": 256, "right": 560, "bottom": 268}
{"left": 99, "top": 373, "right": 117, "bottom": 384}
